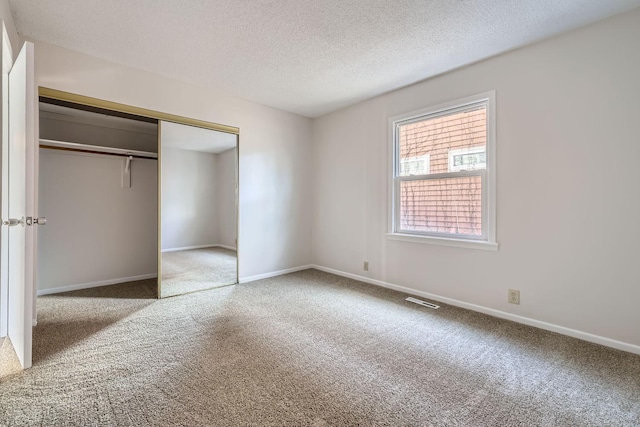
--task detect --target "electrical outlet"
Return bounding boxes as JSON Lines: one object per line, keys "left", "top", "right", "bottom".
{"left": 508, "top": 289, "right": 520, "bottom": 305}
{"left": 363, "top": 261, "right": 369, "bottom": 271}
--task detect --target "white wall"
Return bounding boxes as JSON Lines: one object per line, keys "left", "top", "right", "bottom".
{"left": 161, "top": 146, "right": 236, "bottom": 252}
{"left": 38, "top": 149, "right": 157, "bottom": 292}
{"left": 161, "top": 148, "right": 217, "bottom": 250}
{"left": 33, "top": 41, "right": 313, "bottom": 280}
{"left": 0, "top": 0, "right": 19, "bottom": 57}
{"left": 217, "top": 147, "right": 237, "bottom": 249}
{"left": 312, "top": 9, "right": 640, "bottom": 349}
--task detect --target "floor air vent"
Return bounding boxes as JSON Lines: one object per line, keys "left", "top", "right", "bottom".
{"left": 406, "top": 297, "right": 440, "bottom": 309}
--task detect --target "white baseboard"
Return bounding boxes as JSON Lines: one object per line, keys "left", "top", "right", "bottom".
{"left": 215, "top": 244, "right": 237, "bottom": 251}
{"left": 162, "top": 244, "right": 237, "bottom": 253}
{"left": 37, "top": 273, "right": 158, "bottom": 296}
{"left": 239, "top": 265, "right": 313, "bottom": 284}
{"left": 310, "top": 265, "right": 640, "bottom": 356}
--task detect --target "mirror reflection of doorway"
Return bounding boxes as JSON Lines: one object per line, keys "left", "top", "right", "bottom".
{"left": 159, "top": 121, "right": 238, "bottom": 298}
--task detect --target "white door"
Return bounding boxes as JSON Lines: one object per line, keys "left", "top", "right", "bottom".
{"left": 2, "top": 41, "right": 36, "bottom": 369}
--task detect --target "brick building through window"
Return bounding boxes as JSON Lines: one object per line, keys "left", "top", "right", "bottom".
{"left": 396, "top": 104, "right": 487, "bottom": 238}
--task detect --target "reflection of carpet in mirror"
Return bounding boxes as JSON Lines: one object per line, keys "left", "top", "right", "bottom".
{"left": 161, "top": 247, "right": 237, "bottom": 297}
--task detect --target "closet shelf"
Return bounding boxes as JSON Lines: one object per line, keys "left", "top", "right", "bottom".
{"left": 39, "top": 138, "right": 158, "bottom": 159}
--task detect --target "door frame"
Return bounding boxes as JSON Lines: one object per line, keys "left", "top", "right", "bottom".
{"left": 37, "top": 87, "right": 240, "bottom": 299}
{"left": 0, "top": 23, "right": 13, "bottom": 338}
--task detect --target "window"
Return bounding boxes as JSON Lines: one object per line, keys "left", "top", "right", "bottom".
{"left": 389, "top": 92, "right": 497, "bottom": 250}
{"left": 448, "top": 146, "right": 486, "bottom": 172}
{"left": 400, "top": 155, "right": 430, "bottom": 176}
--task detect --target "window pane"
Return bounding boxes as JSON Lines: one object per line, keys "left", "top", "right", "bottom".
{"left": 399, "top": 106, "right": 486, "bottom": 175}
{"left": 400, "top": 176, "right": 482, "bottom": 236}
{"left": 400, "top": 155, "right": 429, "bottom": 176}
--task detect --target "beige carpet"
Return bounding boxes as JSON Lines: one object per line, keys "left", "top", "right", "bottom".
{"left": 0, "top": 270, "right": 639, "bottom": 426}
{"left": 0, "top": 338, "right": 21, "bottom": 378}
{"left": 161, "top": 247, "right": 237, "bottom": 297}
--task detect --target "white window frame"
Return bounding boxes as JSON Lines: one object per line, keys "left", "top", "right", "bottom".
{"left": 387, "top": 91, "right": 497, "bottom": 251}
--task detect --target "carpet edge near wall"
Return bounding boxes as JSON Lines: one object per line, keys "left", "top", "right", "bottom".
{"left": 247, "top": 264, "right": 640, "bottom": 356}
{"left": 37, "top": 273, "right": 159, "bottom": 296}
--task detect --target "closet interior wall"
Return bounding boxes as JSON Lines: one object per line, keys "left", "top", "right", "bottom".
{"left": 216, "top": 147, "right": 237, "bottom": 250}
{"left": 160, "top": 146, "right": 237, "bottom": 252}
{"left": 37, "top": 102, "right": 159, "bottom": 295}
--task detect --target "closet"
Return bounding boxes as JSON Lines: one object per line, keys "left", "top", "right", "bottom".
{"left": 37, "top": 99, "right": 159, "bottom": 296}
{"left": 35, "top": 88, "right": 240, "bottom": 300}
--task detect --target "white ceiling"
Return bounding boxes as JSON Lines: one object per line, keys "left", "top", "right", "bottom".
{"left": 161, "top": 121, "right": 237, "bottom": 154}
{"left": 11, "top": 1, "right": 640, "bottom": 117}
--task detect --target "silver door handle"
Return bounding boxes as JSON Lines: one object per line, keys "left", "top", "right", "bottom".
{"left": 25, "top": 216, "right": 46, "bottom": 226}
{"left": 1, "top": 217, "right": 24, "bottom": 227}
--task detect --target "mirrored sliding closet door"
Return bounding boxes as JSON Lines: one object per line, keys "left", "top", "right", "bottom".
{"left": 159, "top": 121, "right": 238, "bottom": 298}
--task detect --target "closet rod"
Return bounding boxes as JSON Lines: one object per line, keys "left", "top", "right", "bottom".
{"left": 39, "top": 138, "right": 158, "bottom": 160}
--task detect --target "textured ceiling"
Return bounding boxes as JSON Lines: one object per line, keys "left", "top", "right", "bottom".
{"left": 10, "top": 1, "right": 640, "bottom": 117}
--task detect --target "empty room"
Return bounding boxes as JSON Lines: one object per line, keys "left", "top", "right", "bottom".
{"left": 0, "top": 1, "right": 639, "bottom": 426}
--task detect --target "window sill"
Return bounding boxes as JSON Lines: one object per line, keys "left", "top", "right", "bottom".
{"left": 386, "top": 233, "right": 498, "bottom": 251}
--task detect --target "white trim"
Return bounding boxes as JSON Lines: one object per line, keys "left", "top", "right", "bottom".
{"left": 37, "top": 273, "right": 158, "bottom": 296}
{"left": 215, "top": 244, "right": 237, "bottom": 251}
{"left": 309, "top": 265, "right": 640, "bottom": 356}
{"left": 161, "top": 244, "right": 237, "bottom": 253}
{"left": 0, "top": 23, "right": 13, "bottom": 338}
{"left": 387, "top": 232, "right": 498, "bottom": 251}
{"left": 239, "top": 265, "right": 313, "bottom": 284}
